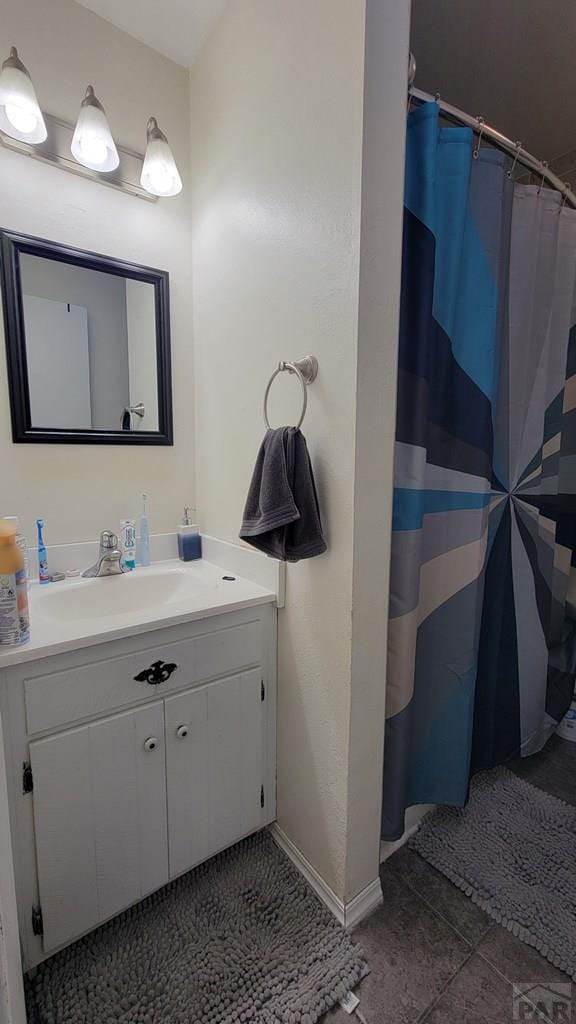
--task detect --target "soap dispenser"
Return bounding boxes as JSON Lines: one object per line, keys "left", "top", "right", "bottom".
{"left": 178, "top": 508, "right": 201, "bottom": 561}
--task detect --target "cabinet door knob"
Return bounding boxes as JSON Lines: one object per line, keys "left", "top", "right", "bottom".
{"left": 143, "top": 736, "right": 158, "bottom": 752}
{"left": 176, "top": 724, "right": 189, "bottom": 739}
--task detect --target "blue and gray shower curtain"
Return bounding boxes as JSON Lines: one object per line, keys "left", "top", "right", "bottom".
{"left": 382, "top": 102, "right": 576, "bottom": 840}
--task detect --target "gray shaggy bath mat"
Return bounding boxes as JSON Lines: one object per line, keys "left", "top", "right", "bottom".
{"left": 410, "top": 767, "right": 576, "bottom": 979}
{"left": 25, "top": 830, "right": 368, "bottom": 1024}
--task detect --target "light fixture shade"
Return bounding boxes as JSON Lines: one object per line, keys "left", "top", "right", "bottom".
{"left": 0, "top": 47, "right": 47, "bottom": 144}
{"left": 71, "top": 86, "right": 119, "bottom": 172}
{"left": 141, "top": 117, "right": 182, "bottom": 197}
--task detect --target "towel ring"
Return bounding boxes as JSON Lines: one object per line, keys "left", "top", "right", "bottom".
{"left": 263, "top": 356, "right": 318, "bottom": 430}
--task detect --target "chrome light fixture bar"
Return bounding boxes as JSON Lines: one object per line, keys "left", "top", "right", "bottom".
{"left": 0, "top": 47, "right": 47, "bottom": 144}
{"left": 0, "top": 112, "right": 157, "bottom": 201}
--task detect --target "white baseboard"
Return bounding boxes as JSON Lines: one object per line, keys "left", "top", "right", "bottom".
{"left": 270, "top": 824, "right": 382, "bottom": 929}
{"left": 343, "top": 876, "right": 384, "bottom": 930}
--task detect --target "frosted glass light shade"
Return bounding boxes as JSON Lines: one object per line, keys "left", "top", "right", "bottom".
{"left": 141, "top": 117, "right": 182, "bottom": 197}
{"left": 71, "top": 86, "right": 119, "bottom": 172}
{"left": 0, "top": 47, "right": 47, "bottom": 144}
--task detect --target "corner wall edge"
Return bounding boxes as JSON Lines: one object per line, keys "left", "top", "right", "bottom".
{"left": 270, "top": 824, "right": 382, "bottom": 930}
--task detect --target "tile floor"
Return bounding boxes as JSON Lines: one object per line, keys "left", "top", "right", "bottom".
{"left": 322, "top": 736, "right": 575, "bottom": 1024}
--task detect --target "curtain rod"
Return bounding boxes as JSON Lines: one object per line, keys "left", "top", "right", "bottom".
{"left": 409, "top": 86, "right": 576, "bottom": 211}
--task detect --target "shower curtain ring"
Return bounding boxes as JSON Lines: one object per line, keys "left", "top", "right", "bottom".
{"left": 537, "top": 161, "right": 549, "bottom": 194}
{"left": 507, "top": 142, "right": 522, "bottom": 179}
{"left": 559, "top": 184, "right": 571, "bottom": 212}
{"left": 473, "top": 117, "right": 485, "bottom": 160}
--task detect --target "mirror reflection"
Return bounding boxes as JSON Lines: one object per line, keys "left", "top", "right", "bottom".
{"left": 20, "top": 255, "right": 159, "bottom": 432}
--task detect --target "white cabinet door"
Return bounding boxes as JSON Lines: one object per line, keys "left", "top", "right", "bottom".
{"left": 29, "top": 702, "right": 168, "bottom": 953}
{"left": 165, "top": 670, "right": 266, "bottom": 879}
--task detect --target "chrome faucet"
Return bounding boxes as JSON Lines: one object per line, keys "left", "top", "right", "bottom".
{"left": 83, "top": 531, "right": 127, "bottom": 578}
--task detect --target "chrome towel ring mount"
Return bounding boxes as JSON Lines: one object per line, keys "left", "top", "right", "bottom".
{"left": 263, "top": 355, "right": 319, "bottom": 430}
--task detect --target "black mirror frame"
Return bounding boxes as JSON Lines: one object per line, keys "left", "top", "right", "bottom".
{"left": 0, "top": 229, "right": 173, "bottom": 445}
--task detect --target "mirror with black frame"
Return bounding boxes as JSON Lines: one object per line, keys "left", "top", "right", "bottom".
{"left": 0, "top": 230, "right": 173, "bottom": 444}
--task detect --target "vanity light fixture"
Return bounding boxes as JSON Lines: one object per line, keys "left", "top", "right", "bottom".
{"left": 71, "top": 85, "right": 119, "bottom": 172}
{"left": 0, "top": 55, "right": 181, "bottom": 200}
{"left": 0, "top": 47, "right": 47, "bottom": 144}
{"left": 140, "top": 117, "right": 182, "bottom": 197}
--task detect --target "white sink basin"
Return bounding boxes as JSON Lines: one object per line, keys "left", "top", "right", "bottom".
{"left": 0, "top": 557, "right": 277, "bottom": 668}
{"left": 34, "top": 566, "right": 212, "bottom": 623}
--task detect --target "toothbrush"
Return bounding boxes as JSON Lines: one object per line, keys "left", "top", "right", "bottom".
{"left": 36, "top": 519, "right": 50, "bottom": 584}
{"left": 139, "top": 494, "right": 151, "bottom": 566}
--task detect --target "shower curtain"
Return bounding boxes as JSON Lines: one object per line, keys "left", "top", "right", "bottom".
{"left": 382, "top": 102, "right": 576, "bottom": 841}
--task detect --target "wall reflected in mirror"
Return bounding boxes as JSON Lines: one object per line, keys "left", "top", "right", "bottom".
{"left": 0, "top": 231, "right": 172, "bottom": 445}
{"left": 20, "top": 256, "right": 158, "bottom": 432}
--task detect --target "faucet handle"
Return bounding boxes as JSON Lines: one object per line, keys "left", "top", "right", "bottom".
{"left": 100, "top": 530, "right": 119, "bottom": 550}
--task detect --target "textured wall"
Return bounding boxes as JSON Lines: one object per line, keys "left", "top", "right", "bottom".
{"left": 0, "top": 0, "right": 194, "bottom": 544}
{"left": 189, "top": 0, "right": 366, "bottom": 897}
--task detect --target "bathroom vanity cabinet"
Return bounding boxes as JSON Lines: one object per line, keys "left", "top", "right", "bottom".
{"left": 0, "top": 604, "right": 277, "bottom": 969}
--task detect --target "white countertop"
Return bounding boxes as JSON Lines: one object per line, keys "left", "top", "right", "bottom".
{"left": 0, "top": 558, "right": 276, "bottom": 668}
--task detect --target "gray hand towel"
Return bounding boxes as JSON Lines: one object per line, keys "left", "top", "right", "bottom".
{"left": 240, "top": 427, "right": 327, "bottom": 562}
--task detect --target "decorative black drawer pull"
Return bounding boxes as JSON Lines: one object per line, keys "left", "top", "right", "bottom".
{"left": 134, "top": 660, "right": 178, "bottom": 685}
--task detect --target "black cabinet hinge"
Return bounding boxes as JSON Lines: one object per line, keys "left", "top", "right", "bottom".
{"left": 32, "top": 905, "right": 43, "bottom": 937}
{"left": 261, "top": 680, "right": 265, "bottom": 702}
{"left": 260, "top": 785, "right": 265, "bottom": 809}
{"left": 22, "top": 761, "right": 33, "bottom": 794}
